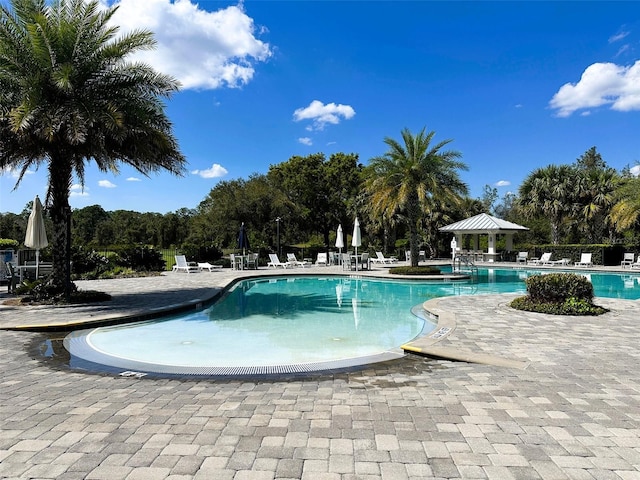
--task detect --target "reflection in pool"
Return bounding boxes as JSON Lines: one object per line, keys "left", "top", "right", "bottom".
{"left": 64, "top": 268, "right": 640, "bottom": 377}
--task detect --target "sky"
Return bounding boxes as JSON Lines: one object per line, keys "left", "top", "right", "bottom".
{"left": 1, "top": 0, "right": 639, "bottom": 215}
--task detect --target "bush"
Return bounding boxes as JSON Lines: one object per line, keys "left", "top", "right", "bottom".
{"left": 113, "top": 245, "right": 165, "bottom": 272}
{"left": 389, "top": 266, "right": 441, "bottom": 275}
{"left": 510, "top": 273, "right": 607, "bottom": 316}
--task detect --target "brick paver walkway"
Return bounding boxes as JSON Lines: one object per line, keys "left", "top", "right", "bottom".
{"left": 1, "top": 265, "right": 639, "bottom": 479}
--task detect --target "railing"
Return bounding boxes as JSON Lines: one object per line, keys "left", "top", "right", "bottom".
{"left": 452, "top": 254, "right": 478, "bottom": 277}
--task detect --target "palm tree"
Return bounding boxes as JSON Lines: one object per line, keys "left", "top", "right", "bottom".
{"left": 364, "top": 127, "right": 468, "bottom": 267}
{"left": 517, "top": 165, "right": 578, "bottom": 244}
{"left": 575, "top": 168, "right": 620, "bottom": 243}
{"left": 610, "top": 176, "right": 640, "bottom": 234}
{"left": 1, "top": 0, "right": 185, "bottom": 300}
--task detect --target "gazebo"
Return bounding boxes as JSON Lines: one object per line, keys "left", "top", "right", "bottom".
{"left": 439, "top": 213, "right": 529, "bottom": 262}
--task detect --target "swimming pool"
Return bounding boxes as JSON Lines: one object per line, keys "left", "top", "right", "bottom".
{"left": 64, "top": 268, "right": 640, "bottom": 377}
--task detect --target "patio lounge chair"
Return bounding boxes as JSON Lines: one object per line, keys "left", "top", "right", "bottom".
{"left": 574, "top": 253, "right": 593, "bottom": 267}
{"left": 174, "top": 255, "right": 199, "bottom": 273}
{"left": 516, "top": 251, "right": 528, "bottom": 263}
{"left": 621, "top": 252, "right": 635, "bottom": 268}
{"left": 630, "top": 257, "right": 640, "bottom": 269}
{"left": 198, "top": 262, "right": 222, "bottom": 272}
{"left": 372, "top": 251, "right": 398, "bottom": 264}
{"left": 545, "top": 257, "right": 571, "bottom": 266}
{"left": 315, "top": 252, "right": 328, "bottom": 266}
{"left": 527, "top": 252, "right": 552, "bottom": 265}
{"left": 286, "top": 253, "right": 311, "bottom": 267}
{"left": 267, "top": 254, "right": 290, "bottom": 269}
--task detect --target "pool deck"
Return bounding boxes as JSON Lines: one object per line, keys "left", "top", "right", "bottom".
{"left": 1, "top": 262, "right": 639, "bottom": 479}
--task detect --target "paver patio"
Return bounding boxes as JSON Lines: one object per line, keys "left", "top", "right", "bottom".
{"left": 1, "top": 264, "right": 638, "bottom": 479}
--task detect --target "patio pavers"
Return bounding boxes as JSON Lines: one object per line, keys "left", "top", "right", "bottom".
{"left": 0, "top": 264, "right": 639, "bottom": 479}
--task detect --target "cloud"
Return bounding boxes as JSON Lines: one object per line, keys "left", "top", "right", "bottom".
{"left": 630, "top": 165, "right": 640, "bottom": 177}
{"left": 549, "top": 60, "right": 640, "bottom": 117}
{"left": 298, "top": 137, "right": 312, "bottom": 146}
{"left": 495, "top": 180, "right": 511, "bottom": 187}
{"left": 98, "top": 180, "right": 117, "bottom": 188}
{"left": 126, "top": 177, "right": 142, "bottom": 182}
{"left": 293, "top": 100, "right": 356, "bottom": 131}
{"left": 609, "top": 30, "right": 630, "bottom": 43}
{"left": 191, "top": 163, "right": 228, "bottom": 179}
{"left": 104, "top": 0, "right": 272, "bottom": 90}
{"left": 1, "top": 166, "right": 35, "bottom": 179}
{"left": 70, "top": 184, "right": 89, "bottom": 197}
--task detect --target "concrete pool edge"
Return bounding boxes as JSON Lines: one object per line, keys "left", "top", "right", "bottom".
{"left": 402, "top": 295, "right": 532, "bottom": 370}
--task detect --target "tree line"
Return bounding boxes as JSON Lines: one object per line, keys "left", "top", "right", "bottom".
{"left": 2, "top": 145, "right": 638, "bottom": 263}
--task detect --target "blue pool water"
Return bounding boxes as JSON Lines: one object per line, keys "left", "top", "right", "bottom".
{"left": 65, "top": 268, "right": 640, "bottom": 376}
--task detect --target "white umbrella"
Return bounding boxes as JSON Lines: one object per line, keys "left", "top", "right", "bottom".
{"left": 335, "top": 224, "right": 344, "bottom": 264}
{"left": 24, "top": 195, "right": 48, "bottom": 279}
{"left": 352, "top": 217, "right": 361, "bottom": 271}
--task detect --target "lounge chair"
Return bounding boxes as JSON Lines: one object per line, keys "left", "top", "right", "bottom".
{"left": 621, "top": 253, "right": 635, "bottom": 268}
{"left": 630, "top": 257, "right": 640, "bottom": 269}
{"left": 286, "top": 253, "right": 311, "bottom": 268}
{"left": 198, "top": 262, "right": 222, "bottom": 272}
{"left": 574, "top": 253, "right": 593, "bottom": 267}
{"left": 528, "top": 252, "right": 552, "bottom": 265}
{"left": 545, "top": 257, "right": 571, "bottom": 266}
{"left": 516, "top": 251, "right": 528, "bottom": 264}
{"left": 372, "top": 251, "right": 398, "bottom": 264}
{"left": 315, "top": 252, "right": 328, "bottom": 266}
{"left": 267, "top": 253, "right": 290, "bottom": 269}
{"left": 174, "top": 255, "right": 199, "bottom": 273}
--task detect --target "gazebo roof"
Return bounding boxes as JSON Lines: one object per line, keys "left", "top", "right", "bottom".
{"left": 440, "top": 213, "right": 529, "bottom": 234}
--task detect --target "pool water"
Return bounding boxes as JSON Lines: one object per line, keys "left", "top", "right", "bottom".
{"left": 65, "top": 268, "right": 640, "bottom": 376}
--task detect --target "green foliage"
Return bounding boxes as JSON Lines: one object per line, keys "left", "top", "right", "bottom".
{"left": 71, "top": 247, "right": 110, "bottom": 277}
{"left": 0, "top": 238, "right": 19, "bottom": 249}
{"left": 510, "top": 272, "right": 607, "bottom": 316}
{"left": 389, "top": 266, "right": 441, "bottom": 275}
{"left": 16, "top": 278, "right": 111, "bottom": 304}
{"left": 112, "top": 246, "right": 165, "bottom": 272}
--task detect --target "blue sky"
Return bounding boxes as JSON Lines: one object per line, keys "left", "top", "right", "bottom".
{"left": 1, "top": 0, "right": 639, "bottom": 214}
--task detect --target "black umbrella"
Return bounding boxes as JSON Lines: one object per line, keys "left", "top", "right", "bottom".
{"left": 238, "top": 223, "right": 250, "bottom": 255}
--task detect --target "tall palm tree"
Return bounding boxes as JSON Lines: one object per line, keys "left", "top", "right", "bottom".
{"left": 364, "top": 127, "right": 468, "bottom": 267}
{"left": 575, "top": 168, "right": 620, "bottom": 243}
{"left": 517, "top": 165, "right": 578, "bottom": 244}
{"left": 1, "top": 0, "right": 185, "bottom": 300}
{"left": 610, "top": 176, "right": 640, "bottom": 234}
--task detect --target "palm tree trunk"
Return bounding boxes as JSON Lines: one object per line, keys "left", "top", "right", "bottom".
{"left": 48, "top": 155, "right": 74, "bottom": 301}
{"left": 407, "top": 193, "right": 421, "bottom": 267}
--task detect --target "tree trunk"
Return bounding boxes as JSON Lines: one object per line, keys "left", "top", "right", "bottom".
{"left": 407, "top": 192, "right": 421, "bottom": 267}
{"left": 48, "top": 155, "right": 74, "bottom": 301}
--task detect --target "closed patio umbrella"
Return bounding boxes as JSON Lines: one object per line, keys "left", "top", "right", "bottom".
{"left": 237, "top": 223, "right": 250, "bottom": 255}
{"left": 335, "top": 224, "right": 344, "bottom": 263}
{"left": 352, "top": 217, "right": 361, "bottom": 271}
{"left": 24, "top": 195, "right": 48, "bottom": 279}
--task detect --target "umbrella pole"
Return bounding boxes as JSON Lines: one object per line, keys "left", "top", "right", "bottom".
{"left": 35, "top": 250, "right": 39, "bottom": 279}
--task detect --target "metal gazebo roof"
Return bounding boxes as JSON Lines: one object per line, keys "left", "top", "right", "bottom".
{"left": 439, "top": 213, "right": 529, "bottom": 234}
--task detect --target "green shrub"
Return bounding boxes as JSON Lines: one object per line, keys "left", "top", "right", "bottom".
{"left": 113, "top": 245, "right": 165, "bottom": 271}
{"left": 525, "top": 273, "right": 594, "bottom": 303}
{"left": 389, "top": 266, "right": 441, "bottom": 275}
{"left": 511, "top": 273, "right": 607, "bottom": 316}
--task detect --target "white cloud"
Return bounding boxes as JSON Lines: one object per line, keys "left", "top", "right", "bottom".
{"left": 609, "top": 30, "right": 629, "bottom": 43}
{"left": 191, "top": 163, "right": 228, "bottom": 179}
{"left": 1, "top": 166, "right": 35, "bottom": 179}
{"left": 630, "top": 165, "right": 640, "bottom": 177}
{"left": 293, "top": 100, "right": 356, "bottom": 131}
{"left": 70, "top": 184, "right": 89, "bottom": 197}
{"left": 549, "top": 60, "right": 640, "bottom": 117}
{"left": 298, "top": 137, "right": 312, "bottom": 146}
{"left": 126, "top": 177, "right": 142, "bottom": 182}
{"left": 495, "top": 180, "right": 511, "bottom": 187}
{"left": 104, "top": 0, "right": 272, "bottom": 90}
{"left": 98, "top": 180, "right": 117, "bottom": 188}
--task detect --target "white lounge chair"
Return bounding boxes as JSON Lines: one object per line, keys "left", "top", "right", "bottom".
{"left": 267, "top": 254, "right": 289, "bottom": 269}
{"left": 174, "top": 255, "right": 199, "bottom": 273}
{"left": 372, "top": 251, "right": 397, "bottom": 264}
{"left": 198, "top": 262, "right": 222, "bottom": 272}
{"left": 315, "top": 252, "right": 328, "bottom": 266}
{"left": 528, "top": 252, "right": 551, "bottom": 265}
{"left": 574, "top": 253, "right": 593, "bottom": 267}
{"left": 621, "top": 252, "right": 635, "bottom": 268}
{"left": 516, "top": 251, "right": 528, "bottom": 264}
{"left": 286, "top": 253, "right": 311, "bottom": 267}
{"left": 630, "top": 257, "right": 640, "bottom": 269}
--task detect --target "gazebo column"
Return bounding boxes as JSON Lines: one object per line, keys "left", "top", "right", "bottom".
{"left": 472, "top": 234, "right": 479, "bottom": 252}
{"left": 505, "top": 233, "right": 513, "bottom": 252}
{"left": 487, "top": 232, "right": 496, "bottom": 262}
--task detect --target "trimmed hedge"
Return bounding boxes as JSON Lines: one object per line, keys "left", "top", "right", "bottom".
{"left": 510, "top": 273, "right": 607, "bottom": 315}
{"left": 389, "top": 266, "right": 441, "bottom": 275}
